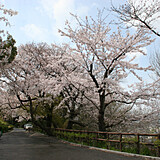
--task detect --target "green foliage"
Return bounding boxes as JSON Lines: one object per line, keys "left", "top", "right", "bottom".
{"left": 0, "top": 34, "right": 17, "bottom": 64}
{"left": 0, "top": 118, "right": 13, "bottom": 133}
{"left": 23, "top": 94, "right": 67, "bottom": 132}
{"left": 122, "top": 146, "right": 137, "bottom": 154}
{"left": 96, "top": 141, "right": 106, "bottom": 148}
{"left": 140, "top": 145, "right": 152, "bottom": 156}
{"left": 122, "top": 137, "right": 138, "bottom": 143}
{"left": 154, "top": 139, "right": 160, "bottom": 147}
{"left": 52, "top": 109, "right": 68, "bottom": 128}
{"left": 55, "top": 131, "right": 97, "bottom": 145}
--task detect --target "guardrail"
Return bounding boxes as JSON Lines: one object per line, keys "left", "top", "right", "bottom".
{"left": 53, "top": 128, "right": 160, "bottom": 157}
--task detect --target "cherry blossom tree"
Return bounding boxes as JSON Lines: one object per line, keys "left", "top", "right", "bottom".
{"left": 0, "top": 5, "right": 17, "bottom": 117}
{"left": 111, "top": 0, "right": 160, "bottom": 37}
{"left": 0, "top": 43, "right": 49, "bottom": 131}
{"left": 58, "top": 11, "right": 158, "bottom": 131}
{"left": 60, "top": 84, "right": 87, "bottom": 129}
{"left": 0, "top": 4, "right": 17, "bottom": 66}
{"left": 0, "top": 89, "right": 29, "bottom": 124}
{"left": 26, "top": 42, "right": 90, "bottom": 129}
{"left": 111, "top": 0, "right": 160, "bottom": 132}
{"left": 1, "top": 5, "right": 159, "bottom": 132}
{"left": 109, "top": 0, "right": 160, "bottom": 131}
{"left": 1, "top": 42, "right": 87, "bottom": 132}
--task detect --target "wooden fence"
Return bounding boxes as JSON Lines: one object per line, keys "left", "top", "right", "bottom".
{"left": 53, "top": 128, "right": 160, "bottom": 157}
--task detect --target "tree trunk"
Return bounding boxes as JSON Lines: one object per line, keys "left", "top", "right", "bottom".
{"left": 67, "top": 120, "right": 74, "bottom": 129}
{"left": 98, "top": 109, "right": 106, "bottom": 131}
{"left": 67, "top": 109, "right": 75, "bottom": 129}
{"left": 28, "top": 95, "right": 36, "bottom": 124}
{"left": 98, "top": 93, "right": 106, "bottom": 131}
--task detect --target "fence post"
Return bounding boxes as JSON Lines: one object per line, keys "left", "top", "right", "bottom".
{"left": 53, "top": 128, "right": 56, "bottom": 137}
{"left": 62, "top": 130, "right": 65, "bottom": 139}
{"left": 119, "top": 134, "right": 122, "bottom": 152}
{"left": 157, "top": 134, "right": 160, "bottom": 157}
{"left": 106, "top": 133, "right": 110, "bottom": 149}
{"left": 58, "top": 130, "right": 62, "bottom": 138}
{"left": 79, "top": 131, "right": 81, "bottom": 143}
{"left": 96, "top": 132, "right": 99, "bottom": 147}
{"left": 137, "top": 134, "right": 140, "bottom": 154}
{"left": 87, "top": 132, "right": 90, "bottom": 145}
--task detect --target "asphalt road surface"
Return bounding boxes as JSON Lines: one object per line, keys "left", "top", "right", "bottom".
{"left": 0, "top": 128, "right": 145, "bottom": 160}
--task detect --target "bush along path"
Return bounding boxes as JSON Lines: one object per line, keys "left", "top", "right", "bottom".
{"left": 0, "top": 128, "right": 2, "bottom": 137}
{"left": 0, "top": 118, "right": 13, "bottom": 136}
{"left": 53, "top": 128, "right": 160, "bottom": 158}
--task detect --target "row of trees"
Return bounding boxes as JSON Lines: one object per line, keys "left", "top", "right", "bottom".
{"left": 0, "top": 0, "right": 160, "bottom": 133}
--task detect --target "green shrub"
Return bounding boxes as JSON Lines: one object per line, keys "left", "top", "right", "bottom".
{"left": 154, "top": 139, "right": 160, "bottom": 147}
{"left": 0, "top": 119, "right": 14, "bottom": 133}
{"left": 122, "top": 146, "right": 137, "bottom": 154}
{"left": 140, "top": 145, "right": 151, "bottom": 156}
{"left": 123, "top": 137, "right": 138, "bottom": 143}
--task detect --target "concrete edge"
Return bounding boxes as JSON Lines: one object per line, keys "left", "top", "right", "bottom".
{"left": 60, "top": 140, "right": 160, "bottom": 160}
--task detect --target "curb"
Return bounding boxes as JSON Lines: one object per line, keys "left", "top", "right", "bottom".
{"left": 61, "top": 140, "right": 160, "bottom": 160}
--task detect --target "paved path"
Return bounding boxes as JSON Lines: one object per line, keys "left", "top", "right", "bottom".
{"left": 0, "top": 128, "right": 144, "bottom": 160}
